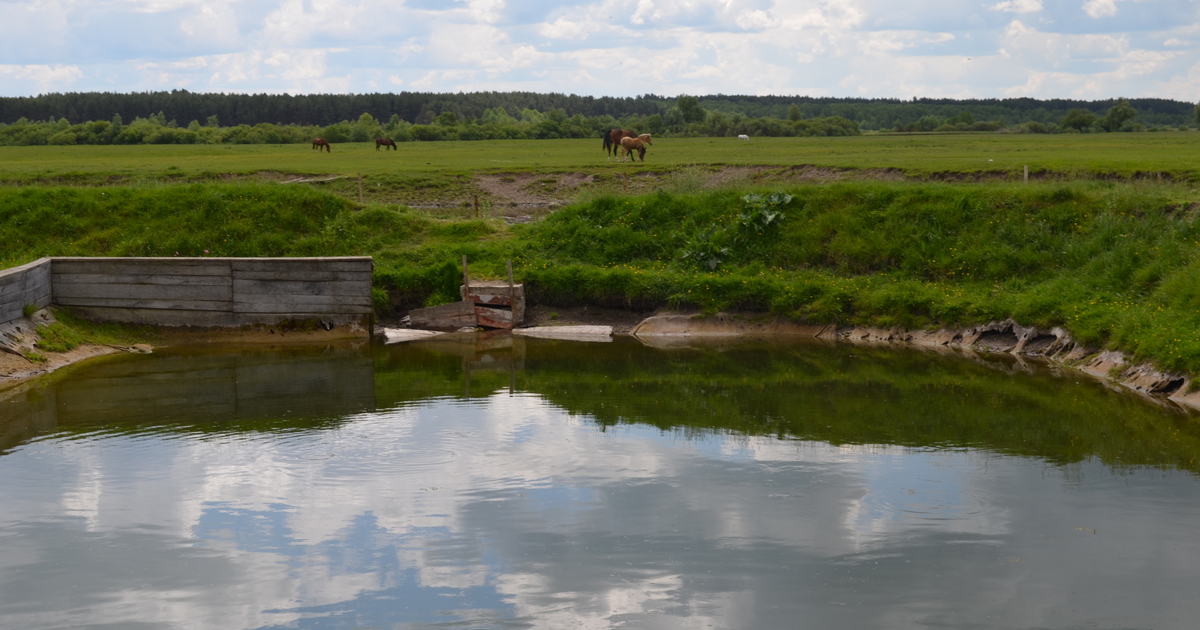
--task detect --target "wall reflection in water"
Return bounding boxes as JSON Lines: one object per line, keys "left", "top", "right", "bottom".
{"left": 1, "top": 342, "right": 376, "bottom": 451}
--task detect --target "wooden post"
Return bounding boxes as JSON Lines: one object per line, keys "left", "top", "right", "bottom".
{"left": 506, "top": 259, "right": 514, "bottom": 293}
{"left": 358, "top": 173, "right": 364, "bottom": 203}
{"left": 462, "top": 255, "right": 469, "bottom": 299}
{"left": 1023, "top": 165, "right": 1029, "bottom": 184}
{"left": 474, "top": 195, "right": 479, "bottom": 219}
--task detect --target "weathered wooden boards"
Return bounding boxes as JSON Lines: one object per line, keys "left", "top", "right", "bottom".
{"left": 408, "top": 300, "right": 477, "bottom": 331}
{"left": 462, "top": 280, "right": 524, "bottom": 330}
{"left": 407, "top": 280, "right": 526, "bottom": 331}
{"left": 48, "top": 257, "right": 372, "bottom": 328}
{"left": 0, "top": 258, "right": 52, "bottom": 326}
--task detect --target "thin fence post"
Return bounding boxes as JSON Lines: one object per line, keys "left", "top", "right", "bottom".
{"left": 462, "top": 255, "right": 469, "bottom": 301}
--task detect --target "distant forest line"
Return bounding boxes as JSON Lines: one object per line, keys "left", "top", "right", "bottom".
{"left": 2, "top": 90, "right": 1197, "bottom": 130}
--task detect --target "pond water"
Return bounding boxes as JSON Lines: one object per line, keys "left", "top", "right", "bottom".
{"left": 3, "top": 335, "right": 1200, "bottom": 629}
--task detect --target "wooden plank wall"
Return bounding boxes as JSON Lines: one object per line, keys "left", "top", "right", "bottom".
{"left": 49, "top": 257, "right": 373, "bottom": 328}
{"left": 0, "top": 258, "right": 53, "bottom": 326}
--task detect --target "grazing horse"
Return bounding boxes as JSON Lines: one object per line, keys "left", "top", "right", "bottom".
{"left": 737, "top": 134, "right": 750, "bottom": 141}
{"left": 619, "top": 134, "right": 653, "bottom": 162}
{"left": 376, "top": 138, "right": 397, "bottom": 151}
{"left": 312, "top": 138, "right": 331, "bottom": 152}
{"left": 603, "top": 128, "right": 638, "bottom": 161}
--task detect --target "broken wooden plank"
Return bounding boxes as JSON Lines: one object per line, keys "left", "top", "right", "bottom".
{"left": 475, "top": 305, "right": 513, "bottom": 329}
{"left": 408, "top": 300, "right": 477, "bottom": 331}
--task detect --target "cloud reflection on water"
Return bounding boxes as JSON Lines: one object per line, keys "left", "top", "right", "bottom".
{"left": 1, "top": 343, "right": 1200, "bottom": 628}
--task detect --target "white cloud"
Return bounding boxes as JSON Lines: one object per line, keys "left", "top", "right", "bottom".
{"left": 539, "top": 17, "right": 596, "bottom": 39}
{"left": 0, "top": 0, "right": 1194, "bottom": 99}
{"left": 0, "top": 64, "right": 83, "bottom": 92}
{"left": 989, "top": 0, "right": 1043, "bottom": 13}
{"left": 735, "top": 9, "right": 773, "bottom": 30}
{"left": 458, "top": 0, "right": 506, "bottom": 24}
{"left": 1082, "top": 0, "right": 1119, "bottom": 18}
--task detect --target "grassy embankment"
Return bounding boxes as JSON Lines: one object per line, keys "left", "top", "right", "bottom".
{"left": 4, "top": 178, "right": 1200, "bottom": 375}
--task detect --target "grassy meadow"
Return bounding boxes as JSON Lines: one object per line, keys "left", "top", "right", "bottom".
{"left": 1, "top": 132, "right": 1198, "bottom": 183}
{"left": 4, "top": 132, "right": 1200, "bottom": 379}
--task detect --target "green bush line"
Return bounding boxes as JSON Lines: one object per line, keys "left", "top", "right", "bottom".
{"left": 5, "top": 180, "right": 1200, "bottom": 374}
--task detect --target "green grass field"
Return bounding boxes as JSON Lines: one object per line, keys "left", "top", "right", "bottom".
{"left": 2, "top": 133, "right": 1198, "bottom": 182}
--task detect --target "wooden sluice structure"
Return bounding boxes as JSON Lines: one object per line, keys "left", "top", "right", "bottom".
{"left": 407, "top": 257, "right": 525, "bottom": 331}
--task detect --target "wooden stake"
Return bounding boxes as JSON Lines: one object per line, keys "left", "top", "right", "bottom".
{"left": 507, "top": 259, "right": 514, "bottom": 292}
{"left": 462, "top": 255, "right": 469, "bottom": 300}
{"left": 358, "top": 173, "right": 364, "bottom": 203}
{"left": 1023, "top": 165, "right": 1029, "bottom": 184}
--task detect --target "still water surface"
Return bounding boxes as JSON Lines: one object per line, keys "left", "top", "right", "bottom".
{"left": 2, "top": 336, "right": 1200, "bottom": 629}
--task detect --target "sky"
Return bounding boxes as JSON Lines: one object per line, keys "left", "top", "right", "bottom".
{"left": 0, "top": 0, "right": 1197, "bottom": 100}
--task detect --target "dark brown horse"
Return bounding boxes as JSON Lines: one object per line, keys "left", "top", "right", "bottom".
{"left": 603, "top": 128, "right": 637, "bottom": 161}
{"left": 619, "top": 134, "right": 653, "bottom": 162}
{"left": 312, "top": 138, "right": 331, "bottom": 152}
{"left": 376, "top": 138, "right": 397, "bottom": 151}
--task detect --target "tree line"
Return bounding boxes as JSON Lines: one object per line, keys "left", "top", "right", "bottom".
{"left": 1, "top": 90, "right": 1196, "bottom": 131}
{"left": 0, "top": 100, "right": 862, "bottom": 146}
{"left": 1, "top": 95, "right": 1194, "bottom": 147}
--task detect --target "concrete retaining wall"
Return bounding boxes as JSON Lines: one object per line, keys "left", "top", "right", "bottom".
{"left": 0, "top": 258, "right": 52, "bottom": 325}
{"left": 0, "top": 257, "right": 372, "bottom": 329}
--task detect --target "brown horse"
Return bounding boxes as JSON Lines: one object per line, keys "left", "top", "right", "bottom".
{"left": 603, "top": 128, "right": 637, "bottom": 161}
{"left": 312, "top": 138, "right": 331, "bottom": 152}
{"left": 376, "top": 138, "right": 396, "bottom": 151}
{"left": 619, "top": 134, "right": 653, "bottom": 162}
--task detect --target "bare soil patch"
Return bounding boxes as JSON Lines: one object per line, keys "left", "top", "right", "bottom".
{"left": 474, "top": 172, "right": 594, "bottom": 205}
